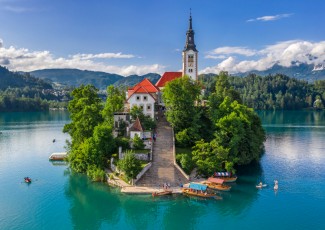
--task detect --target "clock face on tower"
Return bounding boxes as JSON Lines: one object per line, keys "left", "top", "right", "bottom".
{"left": 189, "top": 63, "right": 193, "bottom": 67}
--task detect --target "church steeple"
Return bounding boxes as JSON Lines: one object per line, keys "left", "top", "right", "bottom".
{"left": 182, "top": 10, "right": 198, "bottom": 81}
{"left": 183, "top": 10, "right": 197, "bottom": 52}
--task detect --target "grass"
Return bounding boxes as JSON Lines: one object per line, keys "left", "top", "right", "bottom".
{"left": 127, "top": 149, "right": 150, "bottom": 154}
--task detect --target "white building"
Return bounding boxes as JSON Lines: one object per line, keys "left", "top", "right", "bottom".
{"left": 127, "top": 78, "right": 160, "bottom": 119}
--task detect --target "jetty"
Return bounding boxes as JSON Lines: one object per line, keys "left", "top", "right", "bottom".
{"left": 49, "top": 152, "right": 67, "bottom": 161}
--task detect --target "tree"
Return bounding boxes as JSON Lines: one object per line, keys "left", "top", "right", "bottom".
{"left": 192, "top": 139, "right": 230, "bottom": 176}
{"left": 130, "top": 105, "right": 156, "bottom": 130}
{"left": 117, "top": 150, "right": 142, "bottom": 181}
{"left": 162, "top": 76, "right": 202, "bottom": 146}
{"left": 313, "top": 95, "right": 324, "bottom": 110}
{"left": 63, "top": 85, "right": 103, "bottom": 146}
{"left": 102, "top": 85, "right": 125, "bottom": 124}
{"left": 133, "top": 134, "right": 145, "bottom": 149}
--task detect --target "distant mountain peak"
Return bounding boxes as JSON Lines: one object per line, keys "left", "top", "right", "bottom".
{"left": 312, "top": 63, "right": 325, "bottom": 71}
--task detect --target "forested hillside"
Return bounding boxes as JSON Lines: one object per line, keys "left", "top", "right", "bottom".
{"left": 0, "top": 66, "right": 52, "bottom": 90}
{"left": 202, "top": 73, "right": 325, "bottom": 110}
{"left": 0, "top": 66, "right": 70, "bottom": 111}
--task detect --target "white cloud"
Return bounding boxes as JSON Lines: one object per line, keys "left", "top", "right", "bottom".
{"left": 71, "top": 53, "right": 135, "bottom": 60}
{"left": 204, "top": 55, "right": 227, "bottom": 59}
{"left": 206, "top": 46, "right": 256, "bottom": 57}
{"left": 0, "top": 40, "right": 165, "bottom": 76}
{"left": 200, "top": 40, "right": 325, "bottom": 74}
{"left": 247, "top": 13, "right": 293, "bottom": 22}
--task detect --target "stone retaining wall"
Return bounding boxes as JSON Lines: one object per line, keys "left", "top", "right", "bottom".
{"left": 172, "top": 128, "right": 190, "bottom": 180}
{"left": 133, "top": 162, "right": 152, "bottom": 185}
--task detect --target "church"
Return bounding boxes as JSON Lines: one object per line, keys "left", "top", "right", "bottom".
{"left": 128, "top": 12, "right": 198, "bottom": 114}
{"left": 114, "top": 13, "right": 198, "bottom": 137}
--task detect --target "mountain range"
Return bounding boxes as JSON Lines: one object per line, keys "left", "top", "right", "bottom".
{"left": 236, "top": 63, "right": 325, "bottom": 81}
{"left": 29, "top": 69, "right": 161, "bottom": 89}
{"left": 2, "top": 63, "right": 325, "bottom": 92}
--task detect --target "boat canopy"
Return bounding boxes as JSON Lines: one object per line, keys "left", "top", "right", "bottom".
{"left": 189, "top": 183, "right": 207, "bottom": 191}
{"left": 214, "top": 172, "right": 231, "bottom": 177}
{"left": 208, "top": 177, "right": 224, "bottom": 184}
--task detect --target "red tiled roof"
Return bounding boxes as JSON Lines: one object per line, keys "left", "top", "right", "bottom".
{"left": 129, "top": 117, "right": 143, "bottom": 132}
{"left": 127, "top": 78, "right": 160, "bottom": 99}
{"left": 155, "top": 72, "right": 182, "bottom": 88}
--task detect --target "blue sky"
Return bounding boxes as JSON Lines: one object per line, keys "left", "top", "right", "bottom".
{"left": 1, "top": 0, "right": 325, "bottom": 76}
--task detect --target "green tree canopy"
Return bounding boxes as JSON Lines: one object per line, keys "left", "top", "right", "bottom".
{"left": 102, "top": 85, "right": 125, "bottom": 124}
{"left": 117, "top": 151, "right": 142, "bottom": 181}
{"left": 162, "top": 76, "right": 202, "bottom": 146}
{"left": 63, "top": 85, "right": 103, "bottom": 146}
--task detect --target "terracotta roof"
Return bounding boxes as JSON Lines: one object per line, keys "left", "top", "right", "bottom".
{"left": 129, "top": 117, "right": 143, "bottom": 132}
{"left": 127, "top": 78, "right": 159, "bottom": 99}
{"left": 155, "top": 72, "right": 182, "bottom": 88}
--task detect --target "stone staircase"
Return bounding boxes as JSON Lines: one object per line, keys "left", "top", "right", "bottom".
{"left": 135, "top": 114, "right": 189, "bottom": 187}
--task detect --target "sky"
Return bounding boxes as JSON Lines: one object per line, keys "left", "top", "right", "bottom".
{"left": 1, "top": 0, "right": 325, "bottom": 76}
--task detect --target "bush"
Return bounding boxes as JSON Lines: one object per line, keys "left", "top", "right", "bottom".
{"left": 133, "top": 134, "right": 145, "bottom": 150}
{"left": 87, "top": 165, "right": 106, "bottom": 182}
{"left": 117, "top": 150, "right": 142, "bottom": 180}
{"left": 177, "top": 153, "right": 195, "bottom": 174}
{"left": 115, "top": 137, "right": 130, "bottom": 150}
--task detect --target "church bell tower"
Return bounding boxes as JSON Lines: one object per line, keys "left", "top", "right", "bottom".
{"left": 182, "top": 11, "right": 198, "bottom": 81}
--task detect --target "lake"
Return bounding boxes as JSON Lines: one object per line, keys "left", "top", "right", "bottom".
{"left": 0, "top": 110, "right": 325, "bottom": 230}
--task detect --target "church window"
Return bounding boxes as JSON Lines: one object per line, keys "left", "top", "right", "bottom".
{"left": 140, "top": 105, "right": 144, "bottom": 110}
{"left": 188, "top": 55, "right": 194, "bottom": 62}
{"left": 143, "top": 96, "right": 148, "bottom": 101}
{"left": 189, "top": 69, "right": 193, "bottom": 73}
{"left": 136, "top": 96, "right": 140, "bottom": 101}
{"left": 147, "top": 105, "right": 151, "bottom": 111}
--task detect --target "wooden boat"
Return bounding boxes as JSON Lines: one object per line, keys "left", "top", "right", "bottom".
{"left": 24, "top": 177, "right": 32, "bottom": 183}
{"left": 182, "top": 183, "right": 221, "bottom": 199}
{"left": 256, "top": 184, "right": 267, "bottom": 189}
{"left": 214, "top": 172, "right": 237, "bottom": 182}
{"left": 202, "top": 178, "right": 231, "bottom": 191}
{"left": 152, "top": 190, "right": 173, "bottom": 197}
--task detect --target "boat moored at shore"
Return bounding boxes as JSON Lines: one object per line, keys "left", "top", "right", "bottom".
{"left": 201, "top": 178, "right": 231, "bottom": 191}
{"left": 49, "top": 152, "right": 67, "bottom": 161}
{"left": 213, "top": 172, "right": 238, "bottom": 183}
{"left": 182, "top": 183, "right": 222, "bottom": 199}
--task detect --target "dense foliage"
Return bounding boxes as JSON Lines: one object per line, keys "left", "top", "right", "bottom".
{"left": 202, "top": 73, "right": 325, "bottom": 110}
{"left": 167, "top": 73, "right": 266, "bottom": 177}
{"left": 117, "top": 151, "right": 142, "bottom": 181}
{"left": 64, "top": 85, "right": 117, "bottom": 179}
{"left": 162, "top": 76, "right": 202, "bottom": 146}
{"left": 0, "top": 66, "right": 71, "bottom": 111}
{"left": 130, "top": 105, "right": 156, "bottom": 130}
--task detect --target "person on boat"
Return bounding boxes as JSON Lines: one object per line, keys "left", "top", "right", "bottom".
{"left": 259, "top": 182, "right": 263, "bottom": 187}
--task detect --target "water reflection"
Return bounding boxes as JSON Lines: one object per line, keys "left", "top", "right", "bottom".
{"left": 64, "top": 170, "right": 121, "bottom": 230}
{"left": 211, "top": 162, "right": 263, "bottom": 216}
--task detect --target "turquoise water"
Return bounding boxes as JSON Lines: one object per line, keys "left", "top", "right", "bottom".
{"left": 0, "top": 110, "right": 325, "bottom": 230}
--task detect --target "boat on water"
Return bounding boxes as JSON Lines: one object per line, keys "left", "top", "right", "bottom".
{"left": 213, "top": 172, "right": 237, "bottom": 182}
{"left": 24, "top": 177, "right": 32, "bottom": 183}
{"left": 256, "top": 183, "right": 267, "bottom": 189}
{"left": 182, "top": 183, "right": 221, "bottom": 199}
{"left": 49, "top": 152, "right": 67, "bottom": 161}
{"left": 152, "top": 190, "right": 173, "bottom": 197}
{"left": 201, "top": 178, "right": 231, "bottom": 191}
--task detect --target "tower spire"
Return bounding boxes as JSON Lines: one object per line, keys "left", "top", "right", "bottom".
{"left": 182, "top": 10, "right": 198, "bottom": 81}
{"left": 183, "top": 10, "right": 197, "bottom": 52}
{"left": 189, "top": 8, "right": 192, "bottom": 30}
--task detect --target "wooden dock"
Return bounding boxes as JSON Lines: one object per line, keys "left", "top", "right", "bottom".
{"left": 121, "top": 186, "right": 183, "bottom": 194}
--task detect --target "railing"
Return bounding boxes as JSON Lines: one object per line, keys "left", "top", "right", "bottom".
{"left": 133, "top": 162, "right": 152, "bottom": 185}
